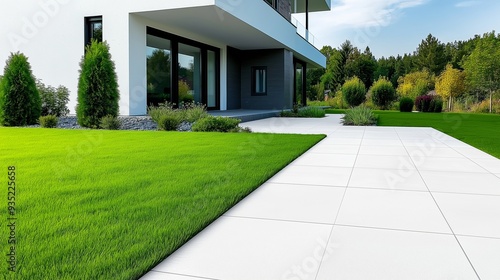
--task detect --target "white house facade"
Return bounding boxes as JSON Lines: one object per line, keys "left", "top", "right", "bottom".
{"left": 0, "top": 0, "right": 331, "bottom": 115}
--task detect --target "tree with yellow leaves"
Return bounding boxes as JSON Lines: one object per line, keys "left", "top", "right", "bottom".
{"left": 396, "top": 70, "right": 434, "bottom": 100}
{"left": 435, "top": 64, "right": 466, "bottom": 111}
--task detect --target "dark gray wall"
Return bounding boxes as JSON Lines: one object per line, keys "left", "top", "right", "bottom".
{"left": 240, "top": 49, "right": 294, "bottom": 110}
{"left": 226, "top": 46, "right": 242, "bottom": 110}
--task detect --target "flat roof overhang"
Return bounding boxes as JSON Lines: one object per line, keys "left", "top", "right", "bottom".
{"left": 292, "top": 0, "right": 332, "bottom": 13}
{"left": 133, "top": 4, "right": 326, "bottom": 68}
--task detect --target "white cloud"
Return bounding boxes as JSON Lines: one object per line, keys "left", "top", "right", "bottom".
{"left": 455, "top": 1, "right": 481, "bottom": 8}
{"left": 308, "top": 0, "right": 429, "bottom": 29}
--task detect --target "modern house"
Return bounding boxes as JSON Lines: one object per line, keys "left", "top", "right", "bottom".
{"left": 0, "top": 0, "right": 331, "bottom": 115}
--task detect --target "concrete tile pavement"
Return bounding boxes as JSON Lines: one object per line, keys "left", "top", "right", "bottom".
{"left": 142, "top": 115, "right": 500, "bottom": 280}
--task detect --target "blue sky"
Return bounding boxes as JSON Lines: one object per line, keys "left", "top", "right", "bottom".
{"left": 295, "top": 0, "right": 500, "bottom": 58}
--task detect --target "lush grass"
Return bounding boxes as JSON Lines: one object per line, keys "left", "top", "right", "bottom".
{"left": 0, "top": 128, "right": 324, "bottom": 279}
{"left": 342, "top": 106, "right": 377, "bottom": 126}
{"left": 376, "top": 111, "right": 500, "bottom": 158}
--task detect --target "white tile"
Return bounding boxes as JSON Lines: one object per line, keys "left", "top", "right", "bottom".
{"left": 355, "top": 154, "right": 416, "bottom": 170}
{"left": 433, "top": 193, "right": 500, "bottom": 238}
{"left": 153, "top": 217, "right": 332, "bottom": 280}
{"left": 458, "top": 236, "right": 500, "bottom": 280}
{"left": 141, "top": 272, "right": 209, "bottom": 280}
{"left": 307, "top": 144, "right": 360, "bottom": 155}
{"left": 293, "top": 153, "right": 357, "bottom": 168}
{"left": 416, "top": 157, "right": 487, "bottom": 173}
{"left": 406, "top": 146, "right": 465, "bottom": 158}
{"left": 453, "top": 147, "right": 498, "bottom": 159}
{"left": 321, "top": 137, "right": 362, "bottom": 145}
{"left": 269, "top": 165, "right": 352, "bottom": 187}
{"left": 358, "top": 145, "right": 409, "bottom": 156}
{"left": 225, "top": 183, "right": 345, "bottom": 224}
{"left": 471, "top": 158, "right": 500, "bottom": 174}
{"left": 349, "top": 168, "right": 428, "bottom": 191}
{"left": 316, "top": 226, "right": 478, "bottom": 280}
{"left": 420, "top": 171, "right": 500, "bottom": 195}
{"left": 336, "top": 188, "right": 451, "bottom": 233}
{"left": 361, "top": 138, "right": 403, "bottom": 146}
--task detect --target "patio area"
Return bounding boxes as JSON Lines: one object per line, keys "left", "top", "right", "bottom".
{"left": 142, "top": 115, "right": 500, "bottom": 280}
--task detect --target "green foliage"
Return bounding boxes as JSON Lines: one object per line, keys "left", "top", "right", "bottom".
{"left": 397, "top": 69, "right": 435, "bottom": 99}
{"left": 99, "top": 115, "right": 121, "bottom": 130}
{"left": 0, "top": 52, "right": 41, "bottom": 126}
{"left": 147, "top": 49, "right": 171, "bottom": 106}
{"left": 415, "top": 34, "right": 447, "bottom": 75}
{"left": 281, "top": 107, "right": 326, "bottom": 118}
{"left": 430, "top": 98, "right": 444, "bottom": 113}
{"left": 77, "top": 40, "right": 119, "bottom": 128}
{"left": 179, "top": 102, "right": 209, "bottom": 123}
{"left": 192, "top": 116, "right": 241, "bottom": 132}
{"left": 399, "top": 97, "right": 414, "bottom": 112}
{"left": 158, "top": 115, "right": 182, "bottom": 131}
{"left": 179, "top": 80, "right": 194, "bottom": 104}
{"left": 148, "top": 102, "right": 208, "bottom": 129}
{"left": 341, "top": 76, "right": 366, "bottom": 107}
{"left": 328, "top": 90, "right": 348, "bottom": 109}
{"left": 39, "top": 115, "right": 58, "bottom": 128}
{"left": 371, "top": 77, "right": 397, "bottom": 109}
{"left": 342, "top": 105, "right": 377, "bottom": 126}
{"left": 37, "top": 80, "right": 70, "bottom": 117}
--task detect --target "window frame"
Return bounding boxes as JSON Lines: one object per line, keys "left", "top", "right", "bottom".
{"left": 251, "top": 66, "right": 268, "bottom": 96}
{"left": 84, "top": 16, "right": 103, "bottom": 48}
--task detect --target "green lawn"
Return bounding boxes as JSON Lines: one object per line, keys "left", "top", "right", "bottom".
{"left": 0, "top": 128, "right": 324, "bottom": 279}
{"left": 326, "top": 109, "right": 500, "bottom": 158}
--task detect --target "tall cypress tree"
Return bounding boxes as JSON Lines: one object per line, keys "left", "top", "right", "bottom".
{"left": 0, "top": 52, "right": 41, "bottom": 126}
{"left": 77, "top": 40, "right": 119, "bottom": 128}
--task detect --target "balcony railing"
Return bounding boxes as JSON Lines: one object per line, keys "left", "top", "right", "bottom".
{"left": 265, "top": 0, "right": 320, "bottom": 49}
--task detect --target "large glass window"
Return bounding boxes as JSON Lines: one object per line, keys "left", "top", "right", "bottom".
{"left": 146, "top": 27, "right": 220, "bottom": 110}
{"left": 178, "top": 44, "right": 201, "bottom": 105}
{"left": 146, "top": 35, "right": 172, "bottom": 106}
{"left": 207, "top": 50, "right": 217, "bottom": 108}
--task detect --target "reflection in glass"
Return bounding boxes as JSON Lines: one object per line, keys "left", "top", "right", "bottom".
{"left": 146, "top": 35, "right": 171, "bottom": 106}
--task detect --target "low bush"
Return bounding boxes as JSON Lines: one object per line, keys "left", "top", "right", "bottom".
{"left": 37, "top": 80, "right": 70, "bottom": 117}
{"left": 158, "top": 115, "right": 182, "bottom": 131}
{"left": 297, "top": 107, "right": 326, "bottom": 118}
{"left": 39, "top": 115, "right": 58, "bottom": 128}
{"left": 100, "top": 115, "right": 121, "bottom": 130}
{"left": 416, "top": 95, "right": 443, "bottom": 113}
{"left": 148, "top": 102, "right": 176, "bottom": 123}
{"left": 371, "top": 77, "right": 396, "bottom": 109}
{"left": 192, "top": 116, "right": 241, "bottom": 132}
{"left": 342, "top": 77, "right": 366, "bottom": 107}
{"left": 180, "top": 102, "right": 209, "bottom": 123}
{"left": 342, "top": 105, "right": 377, "bottom": 126}
{"left": 399, "top": 97, "right": 414, "bottom": 112}
{"left": 328, "top": 90, "right": 348, "bottom": 109}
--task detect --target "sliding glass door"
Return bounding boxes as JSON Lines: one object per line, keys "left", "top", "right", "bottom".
{"left": 146, "top": 27, "right": 220, "bottom": 110}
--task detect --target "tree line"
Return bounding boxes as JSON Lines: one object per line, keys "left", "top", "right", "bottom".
{"left": 308, "top": 31, "right": 500, "bottom": 113}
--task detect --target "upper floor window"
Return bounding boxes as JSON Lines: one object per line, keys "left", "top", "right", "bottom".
{"left": 85, "top": 16, "right": 102, "bottom": 47}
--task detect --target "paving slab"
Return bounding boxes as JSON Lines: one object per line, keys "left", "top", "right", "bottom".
{"left": 142, "top": 115, "right": 500, "bottom": 280}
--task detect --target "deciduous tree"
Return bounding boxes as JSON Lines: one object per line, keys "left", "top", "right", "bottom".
{"left": 435, "top": 64, "right": 466, "bottom": 111}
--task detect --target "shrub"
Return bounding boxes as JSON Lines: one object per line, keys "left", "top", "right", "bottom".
{"left": 180, "top": 102, "right": 209, "bottom": 123}
{"left": 342, "top": 77, "right": 366, "bottom": 107}
{"left": 37, "top": 80, "right": 70, "bottom": 117}
{"left": 429, "top": 98, "right": 443, "bottom": 113}
{"left": 280, "top": 110, "right": 295, "bottom": 117}
{"left": 342, "top": 105, "right": 377, "bottom": 126}
{"left": 158, "top": 115, "right": 182, "bottom": 131}
{"left": 415, "top": 95, "right": 443, "bottom": 113}
{"left": 399, "top": 97, "right": 414, "bottom": 112}
{"left": 100, "top": 115, "right": 121, "bottom": 130}
{"left": 297, "top": 107, "right": 326, "bottom": 118}
{"left": 148, "top": 102, "right": 176, "bottom": 123}
{"left": 371, "top": 78, "right": 396, "bottom": 109}
{"left": 192, "top": 116, "right": 241, "bottom": 132}
{"left": 39, "top": 115, "right": 58, "bottom": 128}
{"left": 77, "top": 40, "right": 119, "bottom": 128}
{"left": 0, "top": 52, "right": 41, "bottom": 126}
{"left": 328, "top": 90, "right": 348, "bottom": 109}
